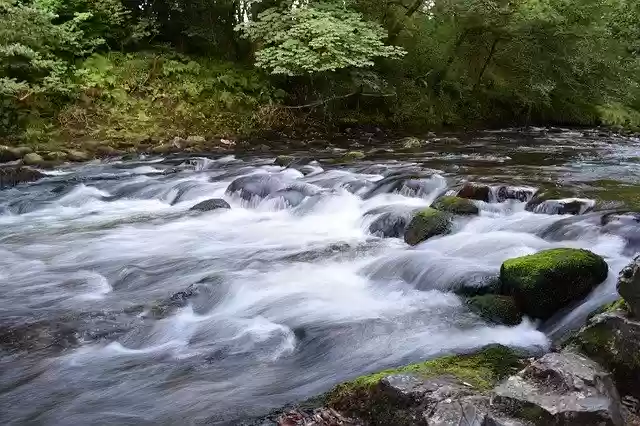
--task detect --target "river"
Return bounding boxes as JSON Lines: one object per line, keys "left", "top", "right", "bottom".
{"left": 0, "top": 128, "right": 638, "bottom": 425}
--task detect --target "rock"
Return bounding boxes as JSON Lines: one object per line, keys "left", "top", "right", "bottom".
{"left": 340, "top": 151, "right": 365, "bottom": 162}
{"left": 399, "top": 137, "right": 426, "bottom": 150}
{"left": 186, "top": 135, "right": 205, "bottom": 143}
{"left": 22, "top": 152, "right": 45, "bottom": 166}
{"left": 458, "top": 182, "right": 491, "bottom": 202}
{"left": 432, "top": 196, "right": 479, "bottom": 215}
{"left": 189, "top": 198, "right": 231, "bottom": 212}
{"left": 404, "top": 208, "right": 452, "bottom": 246}
{"left": 327, "top": 345, "right": 522, "bottom": 426}
{"left": 616, "top": 255, "right": 640, "bottom": 317}
{"left": 494, "top": 186, "right": 537, "bottom": 203}
{"left": 66, "top": 150, "right": 91, "bottom": 162}
{"left": 493, "top": 350, "right": 624, "bottom": 425}
{"left": 0, "top": 166, "right": 45, "bottom": 188}
{"left": 274, "top": 155, "right": 295, "bottom": 167}
{"left": 95, "top": 145, "right": 119, "bottom": 156}
{"left": 601, "top": 212, "right": 640, "bottom": 255}
{"left": 226, "top": 174, "right": 288, "bottom": 202}
{"left": 578, "top": 311, "right": 640, "bottom": 400}
{"left": 467, "top": 295, "right": 522, "bottom": 326}
{"left": 44, "top": 151, "right": 68, "bottom": 161}
{"left": 526, "top": 198, "right": 595, "bottom": 215}
{"left": 362, "top": 170, "right": 445, "bottom": 200}
{"left": 150, "top": 143, "right": 175, "bottom": 154}
{"left": 0, "top": 145, "right": 30, "bottom": 163}
{"left": 367, "top": 207, "right": 417, "bottom": 238}
{"left": 433, "top": 137, "right": 461, "bottom": 144}
{"left": 500, "top": 248, "right": 608, "bottom": 320}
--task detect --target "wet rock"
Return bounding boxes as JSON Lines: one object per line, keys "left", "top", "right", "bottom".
{"left": 500, "top": 248, "right": 608, "bottom": 320}
{"left": 467, "top": 295, "right": 522, "bottom": 326}
{"left": 44, "top": 151, "right": 68, "bottom": 161}
{"left": 151, "top": 143, "right": 176, "bottom": 154}
{"left": 265, "top": 183, "right": 321, "bottom": 207}
{"left": 493, "top": 350, "right": 624, "bottom": 425}
{"left": 362, "top": 171, "right": 445, "bottom": 200}
{"left": 367, "top": 206, "right": 418, "bottom": 238}
{"left": 458, "top": 182, "right": 491, "bottom": 202}
{"left": 22, "top": 152, "right": 45, "bottom": 166}
{"left": 615, "top": 255, "right": 640, "bottom": 317}
{"left": 433, "top": 137, "right": 461, "bottom": 144}
{"left": 0, "top": 166, "right": 45, "bottom": 188}
{"left": 94, "top": 144, "right": 119, "bottom": 156}
{"left": 340, "top": 151, "right": 365, "bottom": 162}
{"left": 66, "top": 150, "right": 91, "bottom": 162}
{"left": 190, "top": 198, "right": 231, "bottom": 212}
{"left": 186, "top": 135, "right": 205, "bottom": 144}
{"left": 404, "top": 208, "right": 452, "bottom": 246}
{"left": 398, "top": 136, "right": 426, "bottom": 150}
{"left": 526, "top": 198, "right": 595, "bottom": 215}
{"left": 274, "top": 155, "right": 295, "bottom": 167}
{"left": 226, "top": 174, "right": 288, "bottom": 202}
{"left": 578, "top": 311, "right": 640, "bottom": 400}
{"left": 432, "top": 196, "right": 479, "bottom": 215}
{"left": 0, "top": 319, "right": 78, "bottom": 354}
{"left": 601, "top": 212, "right": 640, "bottom": 254}
{"left": 0, "top": 145, "right": 30, "bottom": 163}
{"left": 494, "top": 186, "right": 537, "bottom": 203}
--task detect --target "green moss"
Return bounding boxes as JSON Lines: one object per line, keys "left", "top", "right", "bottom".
{"left": 404, "top": 207, "right": 452, "bottom": 246}
{"left": 274, "top": 155, "right": 294, "bottom": 166}
{"left": 432, "top": 196, "right": 479, "bottom": 215}
{"left": 500, "top": 248, "right": 608, "bottom": 320}
{"left": 340, "top": 151, "right": 366, "bottom": 162}
{"left": 467, "top": 295, "right": 523, "bottom": 326}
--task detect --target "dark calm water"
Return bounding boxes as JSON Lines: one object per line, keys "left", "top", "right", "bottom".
{"left": 0, "top": 128, "right": 638, "bottom": 425}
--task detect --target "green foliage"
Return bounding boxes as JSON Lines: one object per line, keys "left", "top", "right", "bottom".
{"left": 236, "top": 2, "right": 405, "bottom": 75}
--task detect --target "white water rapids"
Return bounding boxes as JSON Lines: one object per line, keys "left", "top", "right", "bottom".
{"left": 0, "top": 130, "right": 638, "bottom": 425}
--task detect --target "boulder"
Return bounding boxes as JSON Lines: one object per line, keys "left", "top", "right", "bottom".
{"left": 186, "top": 135, "right": 205, "bottom": 144}
{"left": 66, "top": 150, "right": 91, "bottom": 162}
{"left": 0, "top": 145, "right": 30, "bottom": 163}
{"left": 493, "top": 350, "right": 624, "bottom": 425}
{"left": 616, "top": 255, "right": 640, "bottom": 317}
{"left": 494, "top": 186, "right": 537, "bottom": 203}
{"left": 404, "top": 208, "right": 452, "bottom": 246}
{"left": 398, "top": 137, "right": 426, "bottom": 150}
{"left": 432, "top": 196, "right": 479, "bottom": 215}
{"left": 150, "top": 143, "right": 175, "bottom": 155}
{"left": 0, "top": 166, "right": 45, "bottom": 188}
{"left": 577, "top": 311, "right": 640, "bottom": 400}
{"left": 500, "top": 248, "right": 608, "bottom": 320}
{"left": 274, "top": 155, "right": 294, "bottom": 167}
{"left": 44, "top": 151, "right": 68, "bottom": 161}
{"left": 362, "top": 170, "right": 445, "bottom": 200}
{"left": 327, "top": 345, "right": 522, "bottom": 426}
{"left": 22, "top": 152, "right": 45, "bottom": 166}
{"left": 467, "top": 295, "right": 523, "bottom": 326}
{"left": 226, "top": 174, "right": 288, "bottom": 202}
{"left": 189, "top": 198, "right": 231, "bottom": 212}
{"left": 340, "top": 151, "right": 365, "bottom": 162}
{"left": 526, "top": 198, "right": 595, "bottom": 215}
{"left": 458, "top": 182, "right": 491, "bottom": 202}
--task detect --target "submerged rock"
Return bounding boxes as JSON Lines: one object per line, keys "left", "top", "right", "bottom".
{"left": 404, "top": 208, "right": 452, "bottom": 246}
{"left": 616, "top": 255, "right": 640, "bottom": 317}
{"left": 226, "top": 174, "right": 288, "bottom": 202}
{"left": 362, "top": 170, "right": 444, "bottom": 200}
{"left": 366, "top": 205, "right": 419, "bottom": 238}
{"left": 500, "top": 248, "right": 608, "bottom": 320}
{"left": 189, "top": 198, "right": 231, "bottom": 212}
{"left": 432, "top": 196, "right": 479, "bottom": 215}
{"left": 493, "top": 350, "right": 624, "bottom": 425}
{"left": 467, "top": 295, "right": 522, "bottom": 326}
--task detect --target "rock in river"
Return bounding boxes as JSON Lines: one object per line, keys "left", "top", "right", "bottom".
{"left": 500, "top": 248, "right": 608, "bottom": 320}
{"left": 432, "top": 195, "right": 479, "bottom": 215}
{"left": 616, "top": 255, "right": 640, "bottom": 317}
{"left": 190, "top": 198, "right": 231, "bottom": 212}
{"left": 404, "top": 208, "right": 452, "bottom": 246}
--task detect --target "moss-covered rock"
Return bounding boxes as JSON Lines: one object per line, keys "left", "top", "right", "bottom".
{"left": 403, "top": 207, "right": 452, "bottom": 246}
{"left": 274, "top": 155, "right": 294, "bottom": 167}
{"left": 467, "top": 295, "right": 523, "bottom": 326}
{"left": 44, "top": 151, "right": 68, "bottom": 161}
{"left": 326, "top": 345, "right": 522, "bottom": 426}
{"left": 22, "top": 152, "right": 45, "bottom": 166}
{"left": 66, "top": 150, "right": 91, "bottom": 162}
{"left": 340, "top": 151, "right": 365, "bottom": 162}
{"left": 457, "top": 182, "right": 491, "bottom": 202}
{"left": 500, "top": 248, "right": 608, "bottom": 320}
{"left": 433, "top": 196, "right": 479, "bottom": 215}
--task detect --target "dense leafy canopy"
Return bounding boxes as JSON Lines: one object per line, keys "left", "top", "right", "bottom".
{"left": 1, "top": 0, "right": 639, "bottom": 141}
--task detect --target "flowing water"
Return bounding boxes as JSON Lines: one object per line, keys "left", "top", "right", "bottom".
{"left": 0, "top": 128, "right": 639, "bottom": 425}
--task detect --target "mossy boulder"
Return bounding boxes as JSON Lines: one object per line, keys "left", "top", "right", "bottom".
{"left": 44, "top": 151, "right": 68, "bottom": 161}
{"left": 432, "top": 196, "right": 479, "bottom": 215}
{"left": 22, "top": 152, "right": 45, "bottom": 166}
{"left": 467, "top": 295, "right": 523, "bottom": 326}
{"left": 403, "top": 208, "right": 452, "bottom": 246}
{"left": 66, "top": 150, "right": 91, "bottom": 162}
{"left": 274, "top": 155, "right": 294, "bottom": 167}
{"left": 616, "top": 255, "right": 640, "bottom": 317}
{"left": 340, "top": 151, "right": 365, "bottom": 162}
{"left": 326, "top": 345, "right": 521, "bottom": 426}
{"left": 0, "top": 145, "right": 31, "bottom": 163}
{"left": 500, "top": 248, "right": 608, "bottom": 320}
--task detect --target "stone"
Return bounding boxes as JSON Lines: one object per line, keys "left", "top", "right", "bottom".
{"left": 0, "top": 145, "right": 30, "bottom": 163}
{"left": 22, "top": 152, "right": 44, "bottom": 166}
{"left": 274, "top": 155, "right": 295, "bottom": 167}
{"left": 458, "top": 182, "right": 491, "bottom": 202}
{"left": 150, "top": 143, "right": 175, "bottom": 154}
{"left": 404, "top": 208, "right": 452, "bottom": 246}
{"left": 340, "top": 151, "right": 365, "bottom": 162}
{"left": 500, "top": 248, "right": 608, "bottom": 320}
{"left": 186, "top": 135, "right": 205, "bottom": 143}
{"left": 362, "top": 170, "right": 445, "bottom": 200}
{"left": 493, "top": 350, "right": 624, "bottom": 426}
{"left": 432, "top": 196, "right": 479, "bottom": 215}
{"left": 399, "top": 137, "right": 426, "bottom": 150}
{"left": 0, "top": 166, "right": 45, "bottom": 188}
{"left": 467, "top": 295, "right": 522, "bottom": 326}
{"left": 44, "top": 151, "right": 68, "bottom": 161}
{"left": 95, "top": 145, "right": 119, "bottom": 156}
{"left": 226, "top": 174, "right": 288, "bottom": 202}
{"left": 578, "top": 311, "right": 640, "bottom": 400}
{"left": 189, "top": 198, "right": 231, "bottom": 212}
{"left": 526, "top": 198, "right": 595, "bottom": 215}
{"left": 66, "top": 150, "right": 91, "bottom": 162}
{"left": 494, "top": 186, "right": 537, "bottom": 203}
{"left": 616, "top": 255, "right": 640, "bottom": 317}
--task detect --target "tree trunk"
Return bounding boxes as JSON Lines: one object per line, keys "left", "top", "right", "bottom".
{"left": 473, "top": 36, "right": 500, "bottom": 92}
